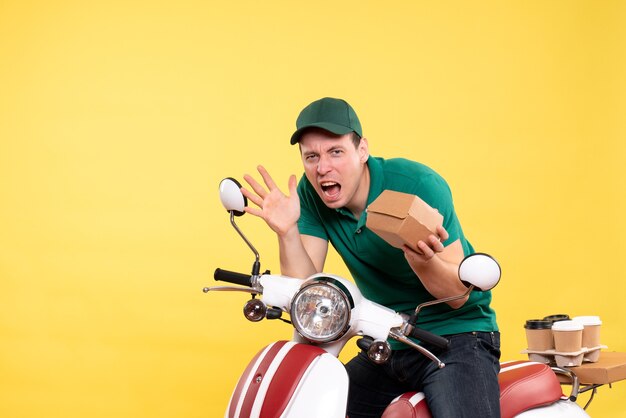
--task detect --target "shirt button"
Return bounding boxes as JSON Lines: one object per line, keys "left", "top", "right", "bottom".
{"left": 356, "top": 229, "right": 361, "bottom": 234}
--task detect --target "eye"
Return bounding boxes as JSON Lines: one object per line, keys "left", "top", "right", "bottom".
{"left": 330, "top": 149, "right": 343, "bottom": 156}
{"left": 305, "top": 154, "right": 319, "bottom": 163}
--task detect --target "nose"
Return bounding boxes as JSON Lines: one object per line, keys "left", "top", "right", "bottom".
{"left": 317, "top": 155, "right": 332, "bottom": 174}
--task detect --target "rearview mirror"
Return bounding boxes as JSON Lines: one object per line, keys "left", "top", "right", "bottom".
{"left": 219, "top": 177, "right": 247, "bottom": 216}
{"left": 458, "top": 253, "right": 501, "bottom": 291}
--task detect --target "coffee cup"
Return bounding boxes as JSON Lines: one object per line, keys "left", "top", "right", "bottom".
{"left": 572, "top": 316, "right": 602, "bottom": 349}
{"left": 543, "top": 314, "right": 570, "bottom": 323}
{"left": 524, "top": 319, "right": 554, "bottom": 351}
{"left": 552, "top": 320, "right": 583, "bottom": 353}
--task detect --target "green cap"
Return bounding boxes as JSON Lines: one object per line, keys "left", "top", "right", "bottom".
{"left": 290, "top": 97, "right": 362, "bottom": 145}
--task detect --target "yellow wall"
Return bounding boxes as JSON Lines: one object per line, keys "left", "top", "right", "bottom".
{"left": 1, "top": 1, "right": 625, "bottom": 417}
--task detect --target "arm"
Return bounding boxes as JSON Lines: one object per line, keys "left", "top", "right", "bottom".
{"left": 242, "top": 165, "right": 328, "bottom": 279}
{"left": 284, "top": 234, "right": 328, "bottom": 276}
{"left": 403, "top": 225, "right": 469, "bottom": 308}
{"left": 275, "top": 225, "right": 328, "bottom": 278}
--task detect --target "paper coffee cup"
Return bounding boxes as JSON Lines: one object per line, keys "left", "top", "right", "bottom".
{"left": 572, "top": 316, "right": 602, "bottom": 349}
{"left": 552, "top": 320, "right": 583, "bottom": 353}
{"left": 524, "top": 319, "right": 554, "bottom": 351}
{"left": 543, "top": 314, "right": 570, "bottom": 323}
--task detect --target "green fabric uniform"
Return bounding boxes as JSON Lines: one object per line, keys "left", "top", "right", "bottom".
{"left": 297, "top": 156, "right": 498, "bottom": 348}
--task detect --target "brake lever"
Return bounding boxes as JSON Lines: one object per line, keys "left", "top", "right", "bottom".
{"left": 388, "top": 328, "right": 446, "bottom": 369}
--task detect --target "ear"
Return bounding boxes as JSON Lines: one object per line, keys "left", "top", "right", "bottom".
{"left": 358, "top": 137, "right": 369, "bottom": 163}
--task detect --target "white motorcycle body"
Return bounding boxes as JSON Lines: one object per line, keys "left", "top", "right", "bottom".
{"left": 226, "top": 348, "right": 590, "bottom": 418}
{"left": 222, "top": 275, "right": 590, "bottom": 418}
{"left": 516, "top": 403, "right": 590, "bottom": 418}
{"left": 225, "top": 341, "right": 348, "bottom": 418}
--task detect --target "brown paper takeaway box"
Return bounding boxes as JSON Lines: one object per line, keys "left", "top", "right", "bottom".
{"left": 366, "top": 190, "right": 443, "bottom": 252}
{"left": 568, "top": 352, "right": 626, "bottom": 385}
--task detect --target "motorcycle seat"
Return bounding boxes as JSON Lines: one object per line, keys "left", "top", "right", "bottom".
{"left": 498, "top": 360, "right": 564, "bottom": 417}
{"left": 382, "top": 360, "right": 565, "bottom": 418}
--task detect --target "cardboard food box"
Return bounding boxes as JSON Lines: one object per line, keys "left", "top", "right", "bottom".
{"left": 366, "top": 190, "right": 443, "bottom": 253}
{"left": 567, "top": 351, "right": 626, "bottom": 385}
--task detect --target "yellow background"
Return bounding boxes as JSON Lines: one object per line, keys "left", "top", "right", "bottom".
{"left": 1, "top": 1, "right": 625, "bottom": 417}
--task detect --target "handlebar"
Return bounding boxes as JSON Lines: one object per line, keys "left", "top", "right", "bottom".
{"left": 409, "top": 327, "right": 450, "bottom": 350}
{"left": 214, "top": 268, "right": 253, "bottom": 287}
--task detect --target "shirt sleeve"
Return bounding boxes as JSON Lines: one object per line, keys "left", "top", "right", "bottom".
{"left": 415, "top": 173, "right": 463, "bottom": 248}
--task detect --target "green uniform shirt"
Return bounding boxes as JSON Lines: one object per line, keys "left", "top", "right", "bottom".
{"left": 297, "top": 156, "right": 498, "bottom": 347}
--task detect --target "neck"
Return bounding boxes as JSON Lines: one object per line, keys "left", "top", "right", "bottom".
{"left": 345, "top": 164, "right": 370, "bottom": 219}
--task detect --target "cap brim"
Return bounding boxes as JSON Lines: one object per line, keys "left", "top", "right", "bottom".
{"left": 290, "top": 122, "right": 354, "bottom": 145}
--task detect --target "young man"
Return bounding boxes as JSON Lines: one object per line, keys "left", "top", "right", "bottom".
{"left": 241, "top": 97, "right": 500, "bottom": 418}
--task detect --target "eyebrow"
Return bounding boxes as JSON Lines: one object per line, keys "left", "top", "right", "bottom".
{"left": 302, "top": 144, "right": 345, "bottom": 157}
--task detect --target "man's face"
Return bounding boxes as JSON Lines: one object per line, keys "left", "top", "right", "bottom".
{"left": 299, "top": 129, "right": 369, "bottom": 211}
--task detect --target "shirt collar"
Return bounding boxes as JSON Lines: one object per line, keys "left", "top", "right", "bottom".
{"left": 365, "top": 156, "right": 384, "bottom": 206}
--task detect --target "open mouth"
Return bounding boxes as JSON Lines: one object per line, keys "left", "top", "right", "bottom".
{"left": 320, "top": 181, "right": 341, "bottom": 198}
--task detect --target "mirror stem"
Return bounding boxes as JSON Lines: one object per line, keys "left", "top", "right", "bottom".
{"left": 408, "top": 285, "right": 474, "bottom": 326}
{"left": 230, "top": 211, "right": 261, "bottom": 274}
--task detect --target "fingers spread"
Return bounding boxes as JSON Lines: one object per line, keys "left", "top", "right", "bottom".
{"left": 240, "top": 186, "right": 263, "bottom": 208}
{"left": 244, "top": 206, "right": 262, "bottom": 217}
{"left": 243, "top": 173, "right": 268, "bottom": 199}
{"left": 257, "top": 165, "right": 278, "bottom": 191}
{"left": 288, "top": 174, "right": 297, "bottom": 195}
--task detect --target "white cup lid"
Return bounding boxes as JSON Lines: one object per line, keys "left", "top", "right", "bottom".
{"left": 572, "top": 315, "right": 602, "bottom": 326}
{"left": 552, "top": 320, "right": 584, "bottom": 331}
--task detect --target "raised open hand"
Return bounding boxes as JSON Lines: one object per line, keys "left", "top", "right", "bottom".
{"left": 241, "top": 165, "right": 300, "bottom": 236}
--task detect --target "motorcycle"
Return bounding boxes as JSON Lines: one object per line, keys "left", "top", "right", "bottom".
{"left": 204, "top": 177, "right": 591, "bottom": 418}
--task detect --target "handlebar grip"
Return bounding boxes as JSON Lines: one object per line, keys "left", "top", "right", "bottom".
{"left": 410, "top": 327, "right": 450, "bottom": 350}
{"left": 213, "top": 268, "right": 253, "bottom": 287}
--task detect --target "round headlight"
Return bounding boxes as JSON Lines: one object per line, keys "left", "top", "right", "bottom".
{"left": 291, "top": 280, "right": 351, "bottom": 343}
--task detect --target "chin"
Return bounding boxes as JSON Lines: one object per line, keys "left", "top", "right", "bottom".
{"left": 316, "top": 192, "right": 343, "bottom": 208}
{"left": 322, "top": 198, "right": 344, "bottom": 209}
